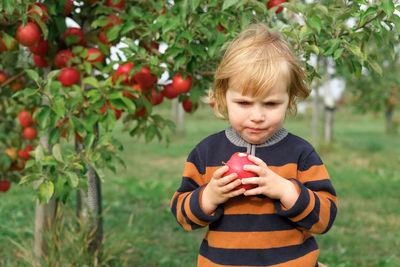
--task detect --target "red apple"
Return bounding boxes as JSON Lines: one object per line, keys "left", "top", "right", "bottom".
{"left": 63, "top": 27, "right": 85, "bottom": 46}
{"left": 18, "top": 145, "right": 34, "bottom": 160}
{"left": 172, "top": 73, "right": 193, "bottom": 94}
{"left": 182, "top": 97, "right": 195, "bottom": 113}
{"left": 33, "top": 54, "right": 49, "bottom": 67}
{"left": 223, "top": 152, "right": 257, "bottom": 190}
{"left": 63, "top": 0, "right": 74, "bottom": 15}
{"left": 28, "top": 3, "right": 48, "bottom": 22}
{"left": 0, "top": 36, "right": 7, "bottom": 52}
{"left": 23, "top": 127, "right": 37, "bottom": 140}
{"left": 16, "top": 22, "right": 41, "bottom": 46}
{"left": 267, "top": 0, "right": 285, "bottom": 14}
{"left": 55, "top": 49, "right": 74, "bottom": 67}
{"left": 162, "top": 83, "right": 179, "bottom": 99}
{"left": 150, "top": 89, "right": 164, "bottom": 105}
{"left": 57, "top": 119, "right": 70, "bottom": 137}
{"left": 133, "top": 106, "right": 147, "bottom": 118}
{"left": 4, "top": 148, "right": 17, "bottom": 161}
{"left": 0, "top": 180, "right": 11, "bottom": 192}
{"left": 29, "top": 37, "right": 49, "bottom": 55}
{"left": 11, "top": 77, "right": 24, "bottom": 91}
{"left": 58, "top": 67, "right": 80, "bottom": 86}
{"left": 115, "top": 62, "right": 134, "bottom": 84}
{"left": 0, "top": 70, "right": 7, "bottom": 84}
{"left": 106, "top": 0, "right": 124, "bottom": 8}
{"left": 101, "top": 103, "right": 122, "bottom": 119}
{"left": 133, "top": 66, "right": 157, "bottom": 91}
{"left": 103, "top": 14, "right": 122, "bottom": 29}
{"left": 85, "top": 48, "right": 104, "bottom": 64}
{"left": 98, "top": 30, "right": 111, "bottom": 46}
{"left": 19, "top": 110, "right": 33, "bottom": 127}
{"left": 12, "top": 159, "right": 25, "bottom": 171}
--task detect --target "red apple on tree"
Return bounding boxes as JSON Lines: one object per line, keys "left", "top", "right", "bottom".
{"left": 18, "top": 145, "right": 34, "bottom": 160}
{"left": 106, "top": 0, "right": 125, "bottom": 9}
{"left": 23, "top": 127, "right": 37, "bottom": 140}
{"left": 101, "top": 103, "right": 122, "bottom": 119}
{"left": 0, "top": 70, "right": 7, "bottom": 84}
{"left": 103, "top": 14, "right": 122, "bottom": 29}
{"left": 33, "top": 54, "right": 49, "bottom": 67}
{"left": 4, "top": 148, "right": 17, "bottom": 162}
{"left": 267, "top": 0, "right": 285, "bottom": 14}
{"left": 63, "top": 0, "right": 74, "bottom": 16}
{"left": 0, "top": 180, "right": 11, "bottom": 192}
{"left": 223, "top": 152, "right": 257, "bottom": 190}
{"left": 162, "top": 83, "right": 179, "bottom": 99}
{"left": 55, "top": 49, "right": 74, "bottom": 67}
{"left": 63, "top": 27, "right": 85, "bottom": 46}
{"left": 182, "top": 97, "right": 195, "bottom": 113}
{"left": 150, "top": 89, "right": 164, "bottom": 105}
{"left": 133, "top": 66, "right": 157, "bottom": 91}
{"left": 115, "top": 62, "right": 134, "bottom": 84}
{"left": 19, "top": 110, "right": 33, "bottom": 127}
{"left": 16, "top": 22, "right": 41, "bottom": 46}
{"left": 172, "top": 73, "right": 193, "bottom": 94}
{"left": 29, "top": 37, "right": 49, "bottom": 55}
{"left": 85, "top": 48, "right": 104, "bottom": 64}
{"left": 28, "top": 3, "right": 48, "bottom": 22}
{"left": 58, "top": 67, "right": 80, "bottom": 86}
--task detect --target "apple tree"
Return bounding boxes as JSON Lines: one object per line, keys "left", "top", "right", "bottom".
{"left": 1, "top": 0, "right": 400, "bottom": 263}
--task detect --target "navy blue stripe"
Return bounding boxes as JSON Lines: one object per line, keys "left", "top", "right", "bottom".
{"left": 275, "top": 179, "right": 310, "bottom": 218}
{"left": 190, "top": 185, "right": 224, "bottom": 223}
{"left": 296, "top": 192, "right": 320, "bottom": 230}
{"left": 177, "top": 177, "right": 199, "bottom": 192}
{"left": 199, "top": 236, "right": 318, "bottom": 266}
{"left": 170, "top": 194, "right": 178, "bottom": 219}
{"left": 323, "top": 198, "right": 337, "bottom": 234}
{"left": 305, "top": 179, "right": 336, "bottom": 196}
{"left": 209, "top": 214, "right": 295, "bottom": 232}
{"left": 180, "top": 193, "right": 201, "bottom": 230}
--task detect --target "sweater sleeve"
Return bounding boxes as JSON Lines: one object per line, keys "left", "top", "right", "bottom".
{"left": 274, "top": 149, "right": 338, "bottom": 234}
{"left": 170, "top": 148, "right": 224, "bottom": 231}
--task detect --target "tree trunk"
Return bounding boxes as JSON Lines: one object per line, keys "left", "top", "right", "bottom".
{"left": 385, "top": 104, "right": 395, "bottom": 134}
{"left": 75, "top": 129, "right": 103, "bottom": 254}
{"left": 171, "top": 98, "right": 185, "bottom": 134}
{"left": 324, "top": 107, "right": 334, "bottom": 143}
{"left": 34, "top": 198, "right": 57, "bottom": 258}
{"left": 34, "top": 93, "right": 56, "bottom": 259}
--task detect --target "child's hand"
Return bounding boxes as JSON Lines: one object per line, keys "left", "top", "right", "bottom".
{"left": 241, "top": 155, "right": 299, "bottom": 209}
{"left": 201, "top": 165, "right": 245, "bottom": 215}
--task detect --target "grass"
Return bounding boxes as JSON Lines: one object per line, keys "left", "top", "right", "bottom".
{"left": 0, "top": 103, "right": 399, "bottom": 266}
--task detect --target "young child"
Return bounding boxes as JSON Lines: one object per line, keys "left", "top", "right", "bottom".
{"left": 170, "top": 23, "right": 337, "bottom": 267}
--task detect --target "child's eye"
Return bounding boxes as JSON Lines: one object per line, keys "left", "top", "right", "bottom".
{"left": 237, "top": 101, "right": 251, "bottom": 105}
{"left": 264, "top": 102, "right": 277, "bottom": 106}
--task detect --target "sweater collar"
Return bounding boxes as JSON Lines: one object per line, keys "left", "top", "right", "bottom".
{"left": 225, "top": 126, "right": 288, "bottom": 154}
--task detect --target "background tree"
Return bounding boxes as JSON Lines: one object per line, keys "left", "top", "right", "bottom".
{"left": 1, "top": 0, "right": 400, "bottom": 263}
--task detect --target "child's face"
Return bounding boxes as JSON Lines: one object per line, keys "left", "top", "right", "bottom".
{"left": 225, "top": 76, "right": 289, "bottom": 144}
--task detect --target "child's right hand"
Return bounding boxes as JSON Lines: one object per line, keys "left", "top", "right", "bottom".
{"left": 201, "top": 165, "right": 245, "bottom": 215}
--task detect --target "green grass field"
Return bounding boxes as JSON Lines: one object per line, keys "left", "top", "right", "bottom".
{"left": 1, "top": 103, "right": 399, "bottom": 266}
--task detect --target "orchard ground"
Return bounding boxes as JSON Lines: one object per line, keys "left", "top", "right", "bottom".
{"left": 1, "top": 101, "right": 399, "bottom": 266}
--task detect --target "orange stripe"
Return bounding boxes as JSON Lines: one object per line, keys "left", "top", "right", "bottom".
{"left": 269, "top": 163, "right": 298, "bottom": 179}
{"left": 224, "top": 196, "right": 276, "bottom": 215}
{"left": 183, "top": 162, "right": 204, "bottom": 184}
{"left": 205, "top": 229, "right": 306, "bottom": 249}
{"left": 298, "top": 165, "right": 329, "bottom": 183}
{"left": 310, "top": 193, "right": 337, "bottom": 233}
{"left": 269, "top": 248, "right": 319, "bottom": 267}
{"left": 174, "top": 192, "right": 192, "bottom": 230}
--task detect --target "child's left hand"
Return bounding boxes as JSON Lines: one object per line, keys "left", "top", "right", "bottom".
{"left": 241, "top": 155, "right": 299, "bottom": 209}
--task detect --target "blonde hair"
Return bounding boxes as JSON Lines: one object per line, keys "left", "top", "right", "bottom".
{"left": 210, "top": 23, "right": 310, "bottom": 119}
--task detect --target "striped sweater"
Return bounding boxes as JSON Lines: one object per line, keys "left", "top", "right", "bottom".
{"left": 170, "top": 127, "right": 338, "bottom": 266}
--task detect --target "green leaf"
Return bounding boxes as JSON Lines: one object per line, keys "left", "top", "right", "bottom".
{"left": 392, "top": 14, "right": 400, "bottom": 33}
{"left": 83, "top": 76, "right": 99, "bottom": 88}
{"left": 381, "top": 0, "right": 395, "bottom": 16}
{"left": 120, "top": 21, "right": 137, "bottom": 35}
{"left": 368, "top": 60, "right": 382, "bottom": 76}
{"left": 48, "top": 127, "right": 61, "bottom": 145}
{"left": 189, "top": 0, "right": 200, "bottom": 12}
{"left": 66, "top": 172, "right": 79, "bottom": 188}
{"left": 35, "top": 145, "right": 45, "bottom": 163}
{"left": 53, "top": 96, "right": 65, "bottom": 117}
{"left": 308, "top": 15, "right": 322, "bottom": 34}
{"left": 2, "top": 0, "right": 14, "bottom": 14}
{"left": 36, "top": 106, "right": 52, "bottom": 129}
{"left": 26, "top": 69, "right": 40, "bottom": 81}
{"left": 38, "top": 181, "right": 54, "bottom": 204}
{"left": 222, "top": 0, "right": 238, "bottom": 10}
{"left": 52, "top": 144, "right": 63, "bottom": 162}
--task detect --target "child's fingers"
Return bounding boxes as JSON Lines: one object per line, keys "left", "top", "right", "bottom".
{"left": 213, "top": 165, "right": 229, "bottom": 179}
{"left": 247, "top": 155, "right": 268, "bottom": 167}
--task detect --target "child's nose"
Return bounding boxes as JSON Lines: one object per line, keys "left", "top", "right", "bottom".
{"left": 249, "top": 107, "right": 265, "bottom": 122}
